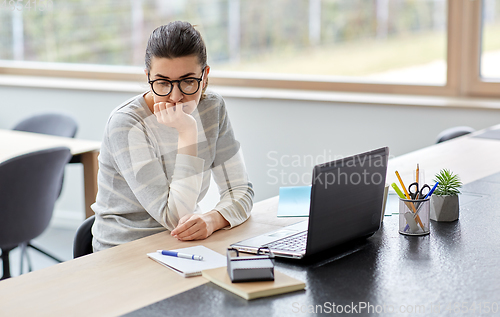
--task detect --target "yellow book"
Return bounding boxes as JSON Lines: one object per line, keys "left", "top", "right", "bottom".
{"left": 202, "top": 267, "right": 306, "bottom": 300}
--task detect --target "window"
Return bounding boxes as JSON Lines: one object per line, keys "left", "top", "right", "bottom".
{"left": 481, "top": 0, "right": 500, "bottom": 80}
{"left": 217, "top": 0, "right": 448, "bottom": 86}
{"left": 459, "top": 0, "right": 500, "bottom": 97}
{"left": 0, "top": 0, "right": 499, "bottom": 98}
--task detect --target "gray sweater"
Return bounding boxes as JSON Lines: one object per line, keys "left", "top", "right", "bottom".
{"left": 91, "top": 91, "right": 254, "bottom": 251}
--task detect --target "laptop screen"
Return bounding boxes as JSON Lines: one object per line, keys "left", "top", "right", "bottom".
{"left": 306, "top": 147, "right": 389, "bottom": 255}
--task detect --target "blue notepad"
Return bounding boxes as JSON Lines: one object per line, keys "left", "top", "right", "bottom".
{"left": 277, "top": 186, "right": 311, "bottom": 217}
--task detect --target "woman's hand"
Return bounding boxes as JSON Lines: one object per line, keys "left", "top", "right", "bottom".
{"left": 171, "top": 210, "right": 230, "bottom": 241}
{"left": 153, "top": 101, "right": 197, "bottom": 134}
{"left": 154, "top": 101, "right": 198, "bottom": 156}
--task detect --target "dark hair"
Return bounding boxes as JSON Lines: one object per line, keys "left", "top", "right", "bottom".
{"left": 145, "top": 21, "right": 207, "bottom": 72}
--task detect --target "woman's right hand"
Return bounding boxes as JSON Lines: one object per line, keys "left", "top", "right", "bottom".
{"left": 153, "top": 101, "right": 197, "bottom": 134}
{"left": 154, "top": 101, "right": 199, "bottom": 156}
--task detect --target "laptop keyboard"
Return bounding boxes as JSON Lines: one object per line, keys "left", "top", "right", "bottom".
{"left": 264, "top": 232, "right": 308, "bottom": 253}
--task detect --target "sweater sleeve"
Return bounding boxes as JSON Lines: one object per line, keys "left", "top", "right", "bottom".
{"left": 210, "top": 100, "right": 254, "bottom": 228}
{"left": 106, "top": 113, "right": 205, "bottom": 230}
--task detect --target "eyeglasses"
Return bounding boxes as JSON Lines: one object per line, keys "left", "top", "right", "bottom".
{"left": 148, "top": 68, "right": 205, "bottom": 96}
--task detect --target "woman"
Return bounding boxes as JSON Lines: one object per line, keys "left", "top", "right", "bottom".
{"left": 91, "top": 21, "right": 254, "bottom": 252}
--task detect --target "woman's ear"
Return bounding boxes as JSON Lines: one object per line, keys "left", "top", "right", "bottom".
{"left": 203, "top": 66, "right": 210, "bottom": 87}
{"left": 144, "top": 69, "right": 149, "bottom": 77}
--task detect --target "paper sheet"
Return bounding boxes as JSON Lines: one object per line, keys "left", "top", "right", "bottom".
{"left": 147, "top": 245, "right": 226, "bottom": 277}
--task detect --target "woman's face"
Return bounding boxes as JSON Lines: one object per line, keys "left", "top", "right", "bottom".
{"left": 147, "top": 55, "right": 209, "bottom": 114}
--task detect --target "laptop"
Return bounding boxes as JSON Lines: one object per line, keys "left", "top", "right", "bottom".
{"left": 231, "top": 147, "right": 389, "bottom": 259}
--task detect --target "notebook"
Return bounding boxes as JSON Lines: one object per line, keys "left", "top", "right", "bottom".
{"left": 147, "top": 245, "right": 226, "bottom": 277}
{"left": 277, "top": 186, "right": 311, "bottom": 217}
{"left": 231, "top": 147, "right": 389, "bottom": 259}
{"left": 202, "top": 267, "right": 306, "bottom": 300}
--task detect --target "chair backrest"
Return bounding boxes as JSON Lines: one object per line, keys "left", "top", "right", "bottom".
{"left": 13, "top": 113, "right": 78, "bottom": 138}
{"left": 436, "top": 126, "right": 475, "bottom": 143}
{"left": 73, "top": 215, "right": 95, "bottom": 259}
{"left": 0, "top": 147, "right": 72, "bottom": 250}
{"left": 13, "top": 113, "right": 78, "bottom": 199}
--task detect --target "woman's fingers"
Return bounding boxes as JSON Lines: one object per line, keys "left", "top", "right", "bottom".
{"left": 154, "top": 102, "right": 171, "bottom": 124}
{"left": 153, "top": 101, "right": 197, "bottom": 133}
{"left": 171, "top": 215, "right": 209, "bottom": 240}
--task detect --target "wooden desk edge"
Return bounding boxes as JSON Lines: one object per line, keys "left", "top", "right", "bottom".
{"left": 79, "top": 150, "right": 99, "bottom": 218}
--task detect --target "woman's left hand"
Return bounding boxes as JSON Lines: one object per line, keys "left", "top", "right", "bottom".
{"left": 171, "top": 210, "right": 229, "bottom": 241}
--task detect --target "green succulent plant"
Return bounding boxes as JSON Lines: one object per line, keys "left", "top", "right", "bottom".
{"left": 433, "top": 169, "right": 462, "bottom": 196}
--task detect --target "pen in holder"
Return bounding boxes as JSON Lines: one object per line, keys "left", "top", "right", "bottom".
{"left": 399, "top": 197, "right": 430, "bottom": 236}
{"left": 227, "top": 247, "right": 275, "bottom": 283}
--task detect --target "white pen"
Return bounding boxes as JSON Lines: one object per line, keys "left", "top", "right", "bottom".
{"left": 157, "top": 250, "right": 203, "bottom": 261}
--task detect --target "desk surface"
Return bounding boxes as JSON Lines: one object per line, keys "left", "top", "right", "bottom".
{"left": 386, "top": 124, "right": 500, "bottom": 186}
{"left": 1, "top": 127, "right": 500, "bottom": 316}
{"left": 126, "top": 176, "right": 500, "bottom": 317}
{"left": 0, "top": 129, "right": 100, "bottom": 162}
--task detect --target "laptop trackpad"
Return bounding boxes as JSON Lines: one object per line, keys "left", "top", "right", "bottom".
{"left": 233, "top": 230, "right": 298, "bottom": 247}
{"left": 269, "top": 229, "right": 298, "bottom": 238}
{"left": 233, "top": 221, "right": 308, "bottom": 247}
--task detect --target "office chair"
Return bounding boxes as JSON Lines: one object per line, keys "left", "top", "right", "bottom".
{"left": 12, "top": 113, "right": 78, "bottom": 196}
{"left": 436, "top": 126, "right": 475, "bottom": 143}
{"left": 0, "top": 147, "right": 72, "bottom": 280}
{"left": 73, "top": 215, "right": 95, "bottom": 259}
{"left": 12, "top": 113, "right": 78, "bottom": 270}
{"left": 10, "top": 113, "right": 79, "bottom": 269}
{"left": 13, "top": 112, "right": 78, "bottom": 138}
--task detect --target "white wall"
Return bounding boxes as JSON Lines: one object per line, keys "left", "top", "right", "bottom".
{"left": 1, "top": 85, "right": 499, "bottom": 226}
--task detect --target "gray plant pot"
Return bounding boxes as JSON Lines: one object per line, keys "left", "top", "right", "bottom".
{"left": 430, "top": 195, "right": 459, "bottom": 222}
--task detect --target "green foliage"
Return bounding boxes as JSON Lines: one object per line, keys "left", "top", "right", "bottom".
{"left": 433, "top": 169, "right": 462, "bottom": 196}
{"left": 0, "top": 0, "right": 451, "bottom": 67}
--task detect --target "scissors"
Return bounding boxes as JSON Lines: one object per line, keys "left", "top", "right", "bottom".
{"left": 408, "top": 182, "right": 431, "bottom": 200}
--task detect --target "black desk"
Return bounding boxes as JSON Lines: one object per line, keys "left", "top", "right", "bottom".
{"left": 127, "top": 174, "right": 500, "bottom": 317}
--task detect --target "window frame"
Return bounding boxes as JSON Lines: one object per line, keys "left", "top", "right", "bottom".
{"left": 0, "top": 0, "right": 498, "bottom": 99}
{"left": 461, "top": 0, "right": 500, "bottom": 97}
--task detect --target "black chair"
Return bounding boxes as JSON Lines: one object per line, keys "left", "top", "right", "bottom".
{"left": 73, "top": 215, "right": 95, "bottom": 259}
{"left": 13, "top": 113, "right": 78, "bottom": 138}
{"left": 436, "top": 126, "right": 475, "bottom": 143}
{"left": 10, "top": 113, "right": 79, "bottom": 270}
{"left": 0, "top": 147, "right": 72, "bottom": 280}
{"left": 13, "top": 113, "right": 79, "bottom": 197}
